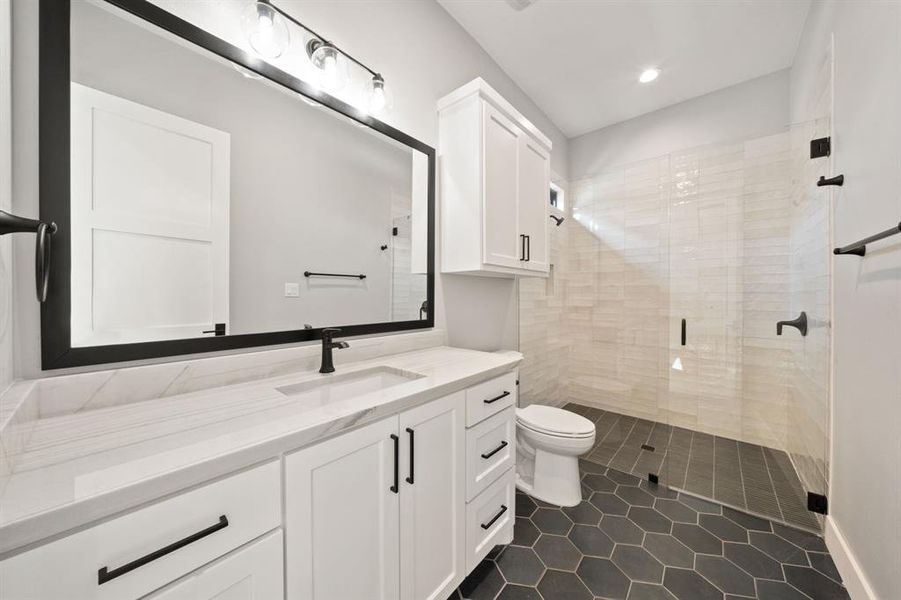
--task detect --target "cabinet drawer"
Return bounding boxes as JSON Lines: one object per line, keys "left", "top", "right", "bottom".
{"left": 466, "top": 467, "right": 515, "bottom": 573}
{"left": 465, "top": 372, "right": 516, "bottom": 426}
{"left": 0, "top": 462, "right": 281, "bottom": 600}
{"left": 466, "top": 407, "right": 515, "bottom": 501}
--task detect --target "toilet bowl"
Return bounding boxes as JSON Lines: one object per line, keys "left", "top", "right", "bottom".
{"left": 515, "top": 405, "right": 596, "bottom": 507}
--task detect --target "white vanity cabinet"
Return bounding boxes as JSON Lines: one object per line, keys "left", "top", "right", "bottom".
{"left": 439, "top": 78, "right": 552, "bottom": 277}
{"left": 285, "top": 391, "right": 465, "bottom": 600}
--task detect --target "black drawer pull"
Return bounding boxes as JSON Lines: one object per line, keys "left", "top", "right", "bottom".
{"left": 480, "top": 505, "right": 508, "bottom": 530}
{"left": 483, "top": 391, "right": 510, "bottom": 405}
{"left": 481, "top": 441, "right": 508, "bottom": 459}
{"left": 405, "top": 427, "right": 415, "bottom": 485}
{"left": 390, "top": 434, "right": 399, "bottom": 493}
{"left": 97, "top": 515, "right": 228, "bottom": 585}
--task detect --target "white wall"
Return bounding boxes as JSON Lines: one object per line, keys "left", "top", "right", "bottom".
{"left": 791, "top": 1, "right": 901, "bottom": 597}
{"left": 0, "top": 0, "right": 11, "bottom": 393}
{"left": 10, "top": 0, "right": 569, "bottom": 376}
{"left": 568, "top": 69, "right": 789, "bottom": 179}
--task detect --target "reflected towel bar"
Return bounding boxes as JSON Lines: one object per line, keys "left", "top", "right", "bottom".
{"left": 304, "top": 270, "right": 366, "bottom": 279}
{"left": 833, "top": 222, "right": 901, "bottom": 256}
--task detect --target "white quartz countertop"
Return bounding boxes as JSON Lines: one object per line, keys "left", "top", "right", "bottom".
{"left": 0, "top": 346, "right": 522, "bottom": 555}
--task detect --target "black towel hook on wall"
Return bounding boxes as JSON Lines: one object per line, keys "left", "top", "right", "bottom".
{"left": 0, "top": 210, "right": 57, "bottom": 302}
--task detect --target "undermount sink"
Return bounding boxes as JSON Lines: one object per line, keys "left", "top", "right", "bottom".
{"left": 275, "top": 366, "right": 424, "bottom": 403}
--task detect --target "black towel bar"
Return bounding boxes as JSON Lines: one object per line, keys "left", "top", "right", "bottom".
{"left": 0, "top": 210, "right": 57, "bottom": 302}
{"left": 304, "top": 271, "right": 366, "bottom": 279}
{"left": 833, "top": 222, "right": 901, "bottom": 256}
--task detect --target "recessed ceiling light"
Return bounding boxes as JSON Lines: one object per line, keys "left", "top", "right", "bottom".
{"left": 639, "top": 68, "right": 660, "bottom": 83}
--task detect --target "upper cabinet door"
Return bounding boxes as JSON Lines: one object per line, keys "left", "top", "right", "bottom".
{"left": 399, "top": 392, "right": 465, "bottom": 600}
{"left": 517, "top": 136, "right": 550, "bottom": 272}
{"left": 481, "top": 103, "right": 522, "bottom": 269}
{"left": 285, "top": 417, "right": 400, "bottom": 600}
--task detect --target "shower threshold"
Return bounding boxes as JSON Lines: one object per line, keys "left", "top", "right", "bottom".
{"left": 564, "top": 403, "right": 822, "bottom": 532}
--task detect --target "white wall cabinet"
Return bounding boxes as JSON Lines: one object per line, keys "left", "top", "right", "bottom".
{"left": 439, "top": 78, "right": 552, "bottom": 278}
{"left": 285, "top": 392, "right": 465, "bottom": 600}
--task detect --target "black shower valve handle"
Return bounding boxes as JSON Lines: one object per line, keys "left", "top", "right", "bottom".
{"left": 0, "top": 210, "right": 57, "bottom": 302}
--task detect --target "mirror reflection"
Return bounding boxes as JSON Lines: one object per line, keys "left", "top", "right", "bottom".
{"left": 68, "top": 0, "right": 428, "bottom": 347}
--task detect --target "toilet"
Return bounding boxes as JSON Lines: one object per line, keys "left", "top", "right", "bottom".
{"left": 515, "top": 405, "right": 596, "bottom": 507}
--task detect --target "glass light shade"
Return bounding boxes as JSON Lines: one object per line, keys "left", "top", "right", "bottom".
{"left": 308, "top": 41, "right": 348, "bottom": 92}
{"left": 241, "top": 2, "right": 290, "bottom": 59}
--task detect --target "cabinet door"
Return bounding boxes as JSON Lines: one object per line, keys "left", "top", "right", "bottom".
{"left": 517, "top": 135, "right": 550, "bottom": 273}
{"left": 146, "top": 531, "right": 283, "bottom": 600}
{"left": 482, "top": 102, "right": 523, "bottom": 269}
{"left": 285, "top": 417, "right": 400, "bottom": 600}
{"left": 399, "top": 392, "right": 465, "bottom": 600}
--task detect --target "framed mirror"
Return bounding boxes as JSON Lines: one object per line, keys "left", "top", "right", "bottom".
{"left": 39, "top": 0, "right": 435, "bottom": 369}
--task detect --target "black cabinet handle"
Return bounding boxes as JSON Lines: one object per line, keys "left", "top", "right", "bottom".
{"left": 680, "top": 319, "right": 686, "bottom": 346}
{"left": 520, "top": 234, "right": 527, "bottom": 261}
{"left": 483, "top": 390, "right": 510, "bottom": 405}
{"left": 390, "top": 434, "right": 399, "bottom": 493}
{"left": 526, "top": 235, "right": 531, "bottom": 262}
{"left": 480, "top": 505, "right": 508, "bottom": 530}
{"left": 481, "top": 441, "right": 508, "bottom": 459}
{"left": 97, "top": 515, "right": 228, "bottom": 585}
{"left": 405, "top": 427, "right": 415, "bottom": 484}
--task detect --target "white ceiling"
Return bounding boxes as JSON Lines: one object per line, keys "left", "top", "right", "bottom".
{"left": 438, "top": 0, "right": 811, "bottom": 138}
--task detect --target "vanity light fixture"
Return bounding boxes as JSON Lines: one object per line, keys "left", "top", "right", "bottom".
{"left": 243, "top": 0, "right": 390, "bottom": 113}
{"left": 639, "top": 67, "right": 660, "bottom": 83}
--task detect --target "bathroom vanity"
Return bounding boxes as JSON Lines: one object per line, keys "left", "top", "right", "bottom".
{"left": 0, "top": 345, "right": 520, "bottom": 599}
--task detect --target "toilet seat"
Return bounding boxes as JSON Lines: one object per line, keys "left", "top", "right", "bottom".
{"left": 516, "top": 405, "right": 595, "bottom": 438}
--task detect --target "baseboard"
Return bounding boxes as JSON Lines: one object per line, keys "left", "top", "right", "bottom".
{"left": 824, "top": 515, "right": 877, "bottom": 600}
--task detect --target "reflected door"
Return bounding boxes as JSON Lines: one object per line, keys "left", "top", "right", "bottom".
{"left": 70, "top": 83, "right": 230, "bottom": 346}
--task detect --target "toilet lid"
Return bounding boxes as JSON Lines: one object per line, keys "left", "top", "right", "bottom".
{"left": 517, "top": 405, "right": 595, "bottom": 437}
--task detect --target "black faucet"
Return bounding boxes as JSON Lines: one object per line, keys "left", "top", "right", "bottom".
{"left": 319, "top": 328, "right": 350, "bottom": 373}
{"left": 777, "top": 312, "right": 808, "bottom": 337}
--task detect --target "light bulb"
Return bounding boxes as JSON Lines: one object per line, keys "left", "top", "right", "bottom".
{"left": 321, "top": 53, "right": 339, "bottom": 90}
{"left": 369, "top": 75, "right": 386, "bottom": 113}
{"left": 307, "top": 40, "right": 346, "bottom": 92}
{"left": 241, "top": 2, "right": 290, "bottom": 59}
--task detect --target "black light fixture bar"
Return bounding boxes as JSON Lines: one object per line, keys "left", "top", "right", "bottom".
{"left": 833, "top": 221, "right": 901, "bottom": 256}
{"left": 260, "top": 0, "right": 380, "bottom": 78}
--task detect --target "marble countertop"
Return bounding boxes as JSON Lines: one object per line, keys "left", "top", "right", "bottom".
{"left": 0, "top": 346, "right": 522, "bottom": 555}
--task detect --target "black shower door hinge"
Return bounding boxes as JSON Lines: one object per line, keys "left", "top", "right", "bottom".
{"left": 810, "top": 137, "right": 831, "bottom": 159}
{"left": 807, "top": 492, "right": 828, "bottom": 515}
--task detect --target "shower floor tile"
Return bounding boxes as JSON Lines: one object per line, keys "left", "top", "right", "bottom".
{"left": 452, "top": 460, "right": 849, "bottom": 600}
{"left": 564, "top": 403, "right": 821, "bottom": 532}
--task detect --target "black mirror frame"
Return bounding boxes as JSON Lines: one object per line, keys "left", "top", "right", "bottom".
{"left": 39, "top": 0, "right": 435, "bottom": 369}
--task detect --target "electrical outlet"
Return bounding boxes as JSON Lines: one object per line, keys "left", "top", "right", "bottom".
{"left": 284, "top": 282, "right": 300, "bottom": 297}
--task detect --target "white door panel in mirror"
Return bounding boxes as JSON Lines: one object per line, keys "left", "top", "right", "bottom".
{"left": 68, "top": 0, "right": 429, "bottom": 346}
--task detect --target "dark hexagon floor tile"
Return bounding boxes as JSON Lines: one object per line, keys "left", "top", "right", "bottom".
{"left": 773, "top": 523, "right": 828, "bottom": 552}
{"left": 627, "top": 582, "right": 678, "bottom": 600}
{"left": 533, "top": 534, "right": 581, "bottom": 570}
{"left": 784, "top": 565, "right": 851, "bottom": 600}
{"left": 563, "top": 500, "right": 602, "bottom": 525}
{"left": 808, "top": 551, "right": 842, "bottom": 583}
{"left": 512, "top": 517, "right": 540, "bottom": 547}
{"left": 600, "top": 515, "right": 645, "bottom": 544}
{"left": 577, "top": 557, "right": 631, "bottom": 599}
{"left": 579, "top": 458, "right": 608, "bottom": 474}
{"left": 617, "top": 485, "right": 657, "bottom": 507}
{"left": 671, "top": 523, "right": 722, "bottom": 555}
{"left": 722, "top": 507, "right": 772, "bottom": 531}
{"left": 495, "top": 546, "right": 546, "bottom": 586}
{"left": 655, "top": 499, "right": 698, "bottom": 524}
{"left": 755, "top": 579, "right": 813, "bottom": 600}
{"left": 629, "top": 506, "right": 673, "bottom": 534}
{"left": 531, "top": 507, "right": 574, "bottom": 535}
{"left": 723, "top": 541, "right": 784, "bottom": 580}
{"left": 643, "top": 533, "right": 695, "bottom": 568}
{"left": 568, "top": 524, "right": 614, "bottom": 557}
{"left": 662, "top": 567, "right": 723, "bottom": 600}
{"left": 694, "top": 555, "right": 755, "bottom": 596}
{"left": 640, "top": 480, "right": 680, "bottom": 499}
{"left": 749, "top": 531, "right": 808, "bottom": 565}
{"left": 536, "top": 569, "right": 593, "bottom": 600}
{"left": 495, "top": 584, "right": 543, "bottom": 600}
{"left": 612, "top": 544, "right": 665, "bottom": 583}
{"left": 699, "top": 514, "right": 749, "bottom": 543}
{"left": 590, "top": 492, "right": 630, "bottom": 515}
{"left": 608, "top": 469, "right": 642, "bottom": 486}
{"left": 516, "top": 494, "right": 538, "bottom": 518}
{"left": 677, "top": 494, "right": 722, "bottom": 514}
{"left": 458, "top": 559, "right": 504, "bottom": 600}
{"left": 583, "top": 473, "right": 618, "bottom": 493}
